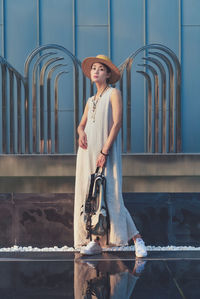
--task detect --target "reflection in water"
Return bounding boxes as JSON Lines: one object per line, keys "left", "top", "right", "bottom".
{"left": 0, "top": 257, "right": 200, "bottom": 297}
{"left": 74, "top": 253, "right": 146, "bottom": 299}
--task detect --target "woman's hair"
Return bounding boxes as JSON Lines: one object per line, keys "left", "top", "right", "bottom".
{"left": 102, "top": 63, "right": 111, "bottom": 83}
{"left": 102, "top": 63, "right": 111, "bottom": 74}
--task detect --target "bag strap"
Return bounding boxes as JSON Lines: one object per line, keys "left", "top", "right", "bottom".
{"left": 95, "top": 166, "right": 105, "bottom": 175}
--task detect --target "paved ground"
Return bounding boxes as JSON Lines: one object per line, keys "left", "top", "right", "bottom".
{"left": 0, "top": 251, "right": 199, "bottom": 298}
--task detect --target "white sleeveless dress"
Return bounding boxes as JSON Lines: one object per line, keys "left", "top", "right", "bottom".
{"left": 74, "top": 87, "right": 139, "bottom": 248}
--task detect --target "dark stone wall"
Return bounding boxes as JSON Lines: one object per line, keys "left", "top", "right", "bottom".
{"left": 0, "top": 193, "right": 74, "bottom": 248}
{"left": 0, "top": 193, "right": 200, "bottom": 247}
{"left": 125, "top": 193, "right": 200, "bottom": 247}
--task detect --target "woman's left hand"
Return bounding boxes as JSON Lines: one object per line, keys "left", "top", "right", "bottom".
{"left": 96, "top": 153, "right": 107, "bottom": 168}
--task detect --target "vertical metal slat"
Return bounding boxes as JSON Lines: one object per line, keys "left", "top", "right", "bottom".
{"left": 54, "top": 75, "right": 59, "bottom": 153}
{"left": 126, "top": 59, "right": 132, "bottom": 152}
{"left": 137, "top": 71, "right": 152, "bottom": 152}
{"left": 4, "top": 66, "right": 10, "bottom": 153}
{"left": 2, "top": 65, "right": 6, "bottom": 153}
{"left": 9, "top": 69, "right": 14, "bottom": 153}
{"left": 24, "top": 80, "right": 29, "bottom": 153}
{"left": 0, "top": 64, "right": 3, "bottom": 153}
{"left": 13, "top": 75, "right": 18, "bottom": 154}
{"left": 17, "top": 78, "right": 21, "bottom": 153}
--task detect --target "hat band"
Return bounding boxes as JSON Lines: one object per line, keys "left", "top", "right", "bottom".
{"left": 96, "top": 55, "right": 111, "bottom": 64}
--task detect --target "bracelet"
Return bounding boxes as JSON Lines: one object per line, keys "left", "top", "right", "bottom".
{"left": 100, "top": 150, "right": 109, "bottom": 156}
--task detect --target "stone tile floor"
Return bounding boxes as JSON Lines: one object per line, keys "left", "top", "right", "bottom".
{"left": 0, "top": 251, "right": 199, "bottom": 298}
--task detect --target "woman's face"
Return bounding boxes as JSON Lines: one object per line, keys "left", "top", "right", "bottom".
{"left": 90, "top": 63, "right": 110, "bottom": 84}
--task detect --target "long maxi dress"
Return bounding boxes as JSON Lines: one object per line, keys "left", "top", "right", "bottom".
{"left": 74, "top": 87, "right": 139, "bottom": 248}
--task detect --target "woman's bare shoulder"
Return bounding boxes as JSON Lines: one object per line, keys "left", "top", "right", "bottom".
{"left": 86, "top": 95, "right": 93, "bottom": 105}
{"left": 110, "top": 87, "right": 122, "bottom": 100}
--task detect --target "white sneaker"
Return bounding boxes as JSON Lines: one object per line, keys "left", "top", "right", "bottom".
{"left": 80, "top": 241, "right": 102, "bottom": 255}
{"left": 134, "top": 238, "right": 147, "bottom": 258}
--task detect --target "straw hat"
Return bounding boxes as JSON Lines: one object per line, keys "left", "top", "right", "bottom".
{"left": 82, "top": 54, "right": 121, "bottom": 84}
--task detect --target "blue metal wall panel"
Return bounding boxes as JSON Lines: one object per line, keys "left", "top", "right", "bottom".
{"left": 58, "top": 110, "right": 74, "bottom": 153}
{"left": 40, "top": 0, "right": 73, "bottom": 50}
{"left": 111, "top": 0, "right": 145, "bottom": 63}
{"left": 76, "top": 26, "right": 108, "bottom": 61}
{"left": 4, "top": 0, "right": 37, "bottom": 73}
{"left": 147, "top": 0, "right": 180, "bottom": 57}
{"left": 181, "top": 0, "right": 200, "bottom": 152}
{"left": 181, "top": 26, "right": 200, "bottom": 152}
{"left": 182, "top": 0, "right": 200, "bottom": 25}
{"left": 76, "top": 0, "right": 108, "bottom": 25}
{"left": 0, "top": 0, "right": 3, "bottom": 56}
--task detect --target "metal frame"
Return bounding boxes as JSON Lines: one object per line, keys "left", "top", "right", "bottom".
{"left": 0, "top": 56, "right": 26, "bottom": 154}
{"left": 119, "top": 43, "right": 181, "bottom": 153}
{"left": 24, "top": 44, "right": 82, "bottom": 154}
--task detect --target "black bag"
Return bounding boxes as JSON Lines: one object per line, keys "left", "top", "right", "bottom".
{"left": 80, "top": 167, "right": 110, "bottom": 244}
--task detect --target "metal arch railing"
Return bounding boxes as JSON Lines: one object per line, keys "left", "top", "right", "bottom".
{"left": 0, "top": 56, "right": 26, "bottom": 154}
{"left": 24, "top": 44, "right": 82, "bottom": 154}
{"left": 0, "top": 43, "right": 181, "bottom": 154}
{"left": 118, "top": 43, "right": 181, "bottom": 153}
{"left": 0, "top": 44, "right": 84, "bottom": 154}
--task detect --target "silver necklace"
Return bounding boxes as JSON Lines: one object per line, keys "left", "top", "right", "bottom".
{"left": 91, "top": 85, "right": 109, "bottom": 122}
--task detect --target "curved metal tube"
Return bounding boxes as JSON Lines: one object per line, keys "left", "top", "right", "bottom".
{"left": 32, "top": 52, "right": 56, "bottom": 85}
{"left": 24, "top": 44, "right": 81, "bottom": 76}
{"left": 137, "top": 71, "right": 152, "bottom": 152}
{"left": 119, "top": 44, "right": 181, "bottom": 153}
{"left": 32, "top": 52, "right": 56, "bottom": 153}
{"left": 24, "top": 44, "right": 82, "bottom": 153}
{"left": 0, "top": 56, "right": 25, "bottom": 83}
{"left": 143, "top": 57, "right": 167, "bottom": 153}
{"left": 54, "top": 71, "right": 68, "bottom": 153}
{"left": 126, "top": 59, "right": 132, "bottom": 152}
{"left": 138, "top": 63, "right": 159, "bottom": 152}
{"left": 40, "top": 57, "right": 64, "bottom": 86}
{"left": 47, "top": 64, "right": 68, "bottom": 153}
{"left": 39, "top": 57, "right": 64, "bottom": 153}
{"left": 149, "top": 51, "right": 175, "bottom": 152}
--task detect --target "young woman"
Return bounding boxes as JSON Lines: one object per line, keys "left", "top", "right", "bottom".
{"left": 74, "top": 55, "right": 147, "bottom": 257}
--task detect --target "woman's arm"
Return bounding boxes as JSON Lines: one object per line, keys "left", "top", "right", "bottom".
{"left": 102, "top": 88, "right": 122, "bottom": 153}
{"left": 96, "top": 88, "right": 122, "bottom": 167}
{"left": 77, "top": 101, "right": 89, "bottom": 149}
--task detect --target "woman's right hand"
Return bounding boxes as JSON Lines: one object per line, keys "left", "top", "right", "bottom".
{"left": 78, "top": 131, "right": 88, "bottom": 149}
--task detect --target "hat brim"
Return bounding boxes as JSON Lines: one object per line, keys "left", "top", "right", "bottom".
{"left": 82, "top": 57, "right": 121, "bottom": 84}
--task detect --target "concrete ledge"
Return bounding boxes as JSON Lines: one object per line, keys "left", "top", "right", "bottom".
{"left": 0, "top": 154, "right": 200, "bottom": 192}
{"left": 122, "top": 153, "right": 200, "bottom": 176}
{"left": 0, "top": 177, "right": 75, "bottom": 193}
{"left": 0, "top": 155, "right": 76, "bottom": 177}
{"left": 1, "top": 153, "right": 200, "bottom": 176}
{"left": 123, "top": 176, "right": 200, "bottom": 192}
